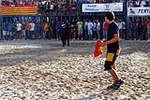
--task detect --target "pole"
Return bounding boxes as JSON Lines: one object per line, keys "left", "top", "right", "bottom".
{"left": 126, "top": 0, "right": 129, "bottom": 40}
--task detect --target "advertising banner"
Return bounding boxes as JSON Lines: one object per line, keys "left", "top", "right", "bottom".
{"left": 127, "top": 7, "right": 150, "bottom": 16}
{"left": 82, "top": 3, "right": 123, "bottom": 12}
{"left": 1, "top": 6, "right": 37, "bottom": 15}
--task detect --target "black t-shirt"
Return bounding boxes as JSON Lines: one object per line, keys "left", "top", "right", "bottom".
{"left": 107, "top": 21, "right": 119, "bottom": 52}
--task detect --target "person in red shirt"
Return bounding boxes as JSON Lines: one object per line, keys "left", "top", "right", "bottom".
{"left": 4, "top": 0, "right": 10, "bottom": 6}
{"left": 102, "top": 21, "right": 109, "bottom": 40}
{"left": 141, "top": 17, "right": 147, "bottom": 40}
{"left": 25, "top": 20, "right": 30, "bottom": 40}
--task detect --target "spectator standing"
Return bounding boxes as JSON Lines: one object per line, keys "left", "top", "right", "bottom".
{"left": 141, "top": 18, "right": 147, "bottom": 40}
{"left": 77, "top": 0, "right": 83, "bottom": 12}
{"left": 121, "top": 20, "right": 126, "bottom": 40}
{"left": 45, "top": 22, "right": 51, "bottom": 39}
{"left": 77, "top": 19, "right": 83, "bottom": 40}
{"left": 38, "top": 0, "right": 45, "bottom": 14}
{"left": 43, "top": 22, "right": 48, "bottom": 39}
{"left": 25, "top": 20, "right": 30, "bottom": 40}
{"left": 140, "top": 0, "right": 147, "bottom": 7}
{"left": 83, "top": 19, "right": 88, "bottom": 39}
{"left": 96, "top": 19, "right": 101, "bottom": 39}
{"left": 22, "top": 21, "right": 26, "bottom": 39}
{"left": 50, "top": 21, "right": 56, "bottom": 39}
{"left": 102, "top": 21, "right": 109, "bottom": 40}
{"left": 71, "top": 19, "right": 77, "bottom": 39}
{"left": 128, "top": 19, "right": 132, "bottom": 40}
{"left": 44, "top": 0, "right": 50, "bottom": 14}
{"left": 37, "top": 21, "right": 42, "bottom": 39}
{"left": 2, "top": 22, "right": 7, "bottom": 40}
{"left": 29, "top": 21, "right": 35, "bottom": 39}
{"left": 0, "top": 27, "right": 1, "bottom": 40}
{"left": 70, "top": 24, "right": 76, "bottom": 40}
{"left": 135, "top": 0, "right": 140, "bottom": 7}
{"left": 87, "top": 20, "right": 93, "bottom": 40}
{"left": 12, "top": 22, "right": 16, "bottom": 40}
{"left": 146, "top": 0, "right": 150, "bottom": 6}
{"left": 7, "top": 22, "right": 13, "bottom": 40}
{"left": 92, "top": 20, "right": 97, "bottom": 40}
{"left": 117, "top": 19, "right": 123, "bottom": 39}
{"left": 16, "top": 21, "right": 22, "bottom": 39}
{"left": 137, "top": 20, "right": 143, "bottom": 40}
{"left": 85, "top": 0, "right": 92, "bottom": 3}
{"left": 147, "top": 20, "right": 150, "bottom": 41}
{"left": 132, "top": 21, "right": 138, "bottom": 40}
{"left": 56, "top": 21, "right": 61, "bottom": 40}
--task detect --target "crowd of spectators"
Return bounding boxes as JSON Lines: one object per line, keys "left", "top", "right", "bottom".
{"left": 128, "top": 0, "right": 150, "bottom": 7}
{"left": 1, "top": 0, "right": 125, "bottom": 15}
{"left": 80, "top": 0, "right": 124, "bottom": 3}
{"left": 0, "top": 18, "right": 36, "bottom": 40}
{"left": 38, "top": 0, "right": 77, "bottom": 15}
{"left": 128, "top": 17, "right": 150, "bottom": 41}
{"left": 3, "top": 0, "right": 150, "bottom": 10}
{"left": 1, "top": 0, "right": 150, "bottom": 41}
{"left": 0, "top": 0, "right": 126, "bottom": 16}
{"left": 1, "top": 0, "right": 36, "bottom": 6}
{"left": 0, "top": 16, "right": 150, "bottom": 41}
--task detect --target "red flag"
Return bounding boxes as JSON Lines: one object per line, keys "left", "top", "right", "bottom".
{"left": 93, "top": 39, "right": 104, "bottom": 57}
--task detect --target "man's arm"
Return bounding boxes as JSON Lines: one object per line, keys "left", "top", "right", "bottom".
{"left": 101, "top": 33, "right": 119, "bottom": 46}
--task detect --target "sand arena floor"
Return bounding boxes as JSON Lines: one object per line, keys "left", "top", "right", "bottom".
{"left": 0, "top": 39, "right": 149, "bottom": 100}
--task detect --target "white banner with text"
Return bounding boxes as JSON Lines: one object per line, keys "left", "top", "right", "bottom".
{"left": 128, "top": 7, "right": 150, "bottom": 16}
{"left": 82, "top": 3, "right": 123, "bottom": 12}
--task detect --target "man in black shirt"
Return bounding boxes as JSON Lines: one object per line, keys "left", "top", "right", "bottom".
{"left": 100, "top": 12, "right": 124, "bottom": 89}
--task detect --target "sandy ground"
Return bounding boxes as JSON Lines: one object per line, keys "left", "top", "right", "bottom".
{"left": 0, "top": 39, "right": 150, "bottom": 100}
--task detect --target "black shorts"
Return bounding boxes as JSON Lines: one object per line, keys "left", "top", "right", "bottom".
{"left": 104, "top": 49, "right": 120, "bottom": 71}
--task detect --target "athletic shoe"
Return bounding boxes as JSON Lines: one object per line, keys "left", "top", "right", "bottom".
{"left": 107, "top": 79, "right": 124, "bottom": 90}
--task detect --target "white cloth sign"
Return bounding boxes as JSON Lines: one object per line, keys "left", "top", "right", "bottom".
{"left": 82, "top": 3, "right": 123, "bottom": 12}
{"left": 128, "top": 7, "right": 150, "bottom": 16}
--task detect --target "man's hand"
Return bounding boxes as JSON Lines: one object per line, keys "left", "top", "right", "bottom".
{"left": 101, "top": 33, "right": 119, "bottom": 46}
{"left": 100, "top": 41, "right": 107, "bottom": 47}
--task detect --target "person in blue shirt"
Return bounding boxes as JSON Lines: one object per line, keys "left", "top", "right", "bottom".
{"left": 56, "top": 21, "right": 62, "bottom": 40}
{"left": 7, "top": 22, "right": 13, "bottom": 40}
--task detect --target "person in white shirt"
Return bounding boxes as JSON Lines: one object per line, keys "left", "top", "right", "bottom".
{"left": 87, "top": 20, "right": 93, "bottom": 40}
{"left": 117, "top": 19, "right": 123, "bottom": 39}
{"left": 16, "top": 21, "right": 22, "bottom": 39}
{"left": 84, "top": 20, "right": 88, "bottom": 39}
{"left": 29, "top": 21, "right": 35, "bottom": 39}
{"left": 121, "top": 20, "right": 126, "bottom": 39}
{"left": 96, "top": 19, "right": 101, "bottom": 39}
{"left": 135, "top": 0, "right": 140, "bottom": 6}
{"left": 92, "top": 20, "right": 97, "bottom": 40}
{"left": 140, "top": 0, "right": 146, "bottom": 7}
